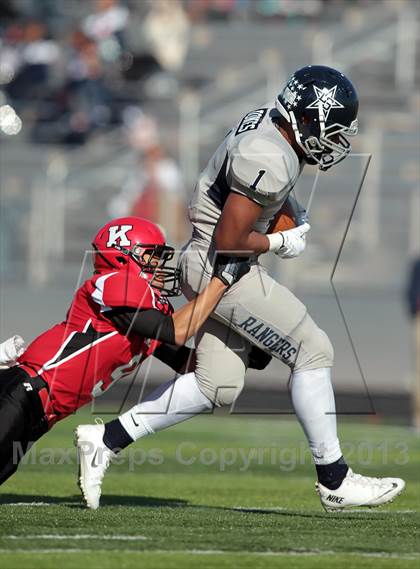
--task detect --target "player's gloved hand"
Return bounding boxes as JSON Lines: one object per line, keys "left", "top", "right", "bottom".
{"left": 213, "top": 255, "right": 251, "bottom": 287}
{"left": 267, "top": 223, "right": 311, "bottom": 259}
{"left": 0, "top": 335, "right": 25, "bottom": 367}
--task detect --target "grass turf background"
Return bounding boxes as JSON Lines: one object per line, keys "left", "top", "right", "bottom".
{"left": 0, "top": 411, "right": 419, "bottom": 568}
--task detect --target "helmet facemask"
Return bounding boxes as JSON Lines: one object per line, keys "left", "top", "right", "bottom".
{"left": 115, "top": 242, "right": 181, "bottom": 297}
{"left": 290, "top": 108, "right": 358, "bottom": 171}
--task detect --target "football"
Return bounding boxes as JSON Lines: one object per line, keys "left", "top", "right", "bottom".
{"left": 267, "top": 200, "right": 298, "bottom": 233}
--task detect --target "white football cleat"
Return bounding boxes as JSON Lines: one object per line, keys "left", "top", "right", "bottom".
{"left": 74, "top": 423, "right": 115, "bottom": 510}
{"left": 316, "top": 468, "right": 406, "bottom": 512}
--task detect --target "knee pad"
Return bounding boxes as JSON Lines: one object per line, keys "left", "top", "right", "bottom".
{"left": 193, "top": 317, "right": 250, "bottom": 407}
{"left": 293, "top": 315, "right": 334, "bottom": 371}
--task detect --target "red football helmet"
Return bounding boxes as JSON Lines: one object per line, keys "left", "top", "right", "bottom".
{"left": 92, "top": 216, "right": 181, "bottom": 296}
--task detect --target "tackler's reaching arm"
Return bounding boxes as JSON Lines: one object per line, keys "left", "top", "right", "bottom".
{"left": 106, "top": 254, "right": 250, "bottom": 347}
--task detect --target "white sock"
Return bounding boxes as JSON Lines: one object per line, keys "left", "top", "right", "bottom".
{"left": 290, "top": 367, "right": 342, "bottom": 465}
{"left": 119, "top": 372, "right": 213, "bottom": 441}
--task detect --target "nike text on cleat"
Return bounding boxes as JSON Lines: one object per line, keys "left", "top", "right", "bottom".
{"left": 73, "top": 424, "right": 115, "bottom": 510}
{"left": 316, "top": 468, "right": 406, "bottom": 512}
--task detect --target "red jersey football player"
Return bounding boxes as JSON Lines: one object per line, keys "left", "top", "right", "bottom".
{"left": 0, "top": 216, "right": 250, "bottom": 486}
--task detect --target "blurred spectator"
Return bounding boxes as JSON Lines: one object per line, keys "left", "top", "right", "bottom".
{"left": 66, "top": 34, "right": 113, "bottom": 128}
{"left": 108, "top": 111, "right": 187, "bottom": 245}
{"left": 0, "top": 24, "right": 24, "bottom": 87}
{"left": 256, "top": 0, "right": 323, "bottom": 19}
{"left": 2, "top": 21, "right": 60, "bottom": 108}
{"left": 142, "top": 0, "right": 190, "bottom": 74}
{"left": 186, "top": 0, "right": 237, "bottom": 22}
{"left": 0, "top": 0, "right": 334, "bottom": 147}
{"left": 31, "top": 29, "right": 119, "bottom": 145}
{"left": 131, "top": 143, "right": 187, "bottom": 244}
{"left": 82, "top": 0, "right": 129, "bottom": 61}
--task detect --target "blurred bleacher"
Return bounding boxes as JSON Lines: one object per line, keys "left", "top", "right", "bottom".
{"left": 0, "top": 0, "right": 419, "bottom": 408}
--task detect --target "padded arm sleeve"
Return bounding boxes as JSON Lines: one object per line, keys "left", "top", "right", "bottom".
{"left": 107, "top": 308, "right": 176, "bottom": 345}
{"left": 96, "top": 272, "right": 155, "bottom": 311}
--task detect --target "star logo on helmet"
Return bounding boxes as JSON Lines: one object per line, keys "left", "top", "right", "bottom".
{"left": 306, "top": 84, "right": 344, "bottom": 120}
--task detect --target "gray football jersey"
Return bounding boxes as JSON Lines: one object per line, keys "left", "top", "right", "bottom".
{"left": 189, "top": 106, "right": 302, "bottom": 244}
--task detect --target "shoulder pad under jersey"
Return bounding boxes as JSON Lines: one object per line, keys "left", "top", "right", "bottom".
{"left": 92, "top": 271, "right": 156, "bottom": 311}
{"left": 228, "top": 135, "right": 299, "bottom": 206}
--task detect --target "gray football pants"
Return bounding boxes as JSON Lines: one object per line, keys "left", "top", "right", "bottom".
{"left": 179, "top": 239, "right": 334, "bottom": 406}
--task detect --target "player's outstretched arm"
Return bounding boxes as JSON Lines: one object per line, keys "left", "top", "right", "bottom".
{"left": 172, "top": 255, "right": 249, "bottom": 345}
{"left": 171, "top": 277, "right": 227, "bottom": 345}
{"left": 107, "top": 256, "right": 250, "bottom": 347}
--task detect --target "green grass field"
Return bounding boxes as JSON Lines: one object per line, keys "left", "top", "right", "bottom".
{"left": 0, "top": 411, "right": 419, "bottom": 568}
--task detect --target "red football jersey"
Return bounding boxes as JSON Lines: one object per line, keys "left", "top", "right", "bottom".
{"left": 18, "top": 270, "right": 172, "bottom": 427}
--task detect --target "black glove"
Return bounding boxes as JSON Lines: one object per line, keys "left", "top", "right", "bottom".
{"left": 213, "top": 254, "right": 251, "bottom": 287}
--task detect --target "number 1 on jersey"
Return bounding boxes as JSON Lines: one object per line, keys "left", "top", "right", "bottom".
{"left": 251, "top": 170, "right": 266, "bottom": 190}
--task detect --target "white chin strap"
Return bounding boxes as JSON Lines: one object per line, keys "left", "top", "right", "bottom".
{"left": 275, "top": 98, "right": 310, "bottom": 158}
{"left": 289, "top": 110, "right": 311, "bottom": 157}
{"left": 275, "top": 98, "right": 291, "bottom": 121}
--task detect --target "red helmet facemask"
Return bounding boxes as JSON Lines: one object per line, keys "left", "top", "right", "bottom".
{"left": 91, "top": 216, "right": 181, "bottom": 297}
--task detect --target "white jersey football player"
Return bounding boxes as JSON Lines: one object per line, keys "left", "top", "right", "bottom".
{"left": 76, "top": 65, "right": 405, "bottom": 511}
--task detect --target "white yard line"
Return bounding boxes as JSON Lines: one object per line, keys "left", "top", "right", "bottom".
{"left": 334, "top": 509, "right": 418, "bottom": 514}
{"left": 0, "top": 548, "right": 418, "bottom": 560}
{"left": 5, "top": 502, "right": 76, "bottom": 507}
{"left": 5, "top": 503, "right": 417, "bottom": 515}
{"left": 3, "top": 535, "right": 147, "bottom": 541}
{"left": 232, "top": 506, "right": 418, "bottom": 514}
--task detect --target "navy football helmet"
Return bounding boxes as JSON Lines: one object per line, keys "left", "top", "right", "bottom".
{"left": 276, "top": 65, "right": 359, "bottom": 171}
